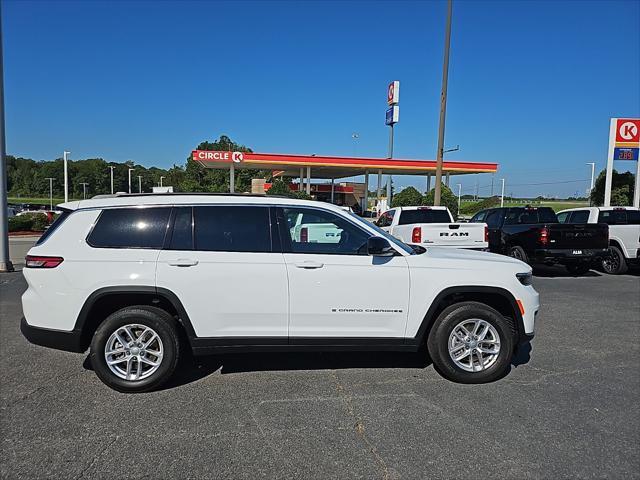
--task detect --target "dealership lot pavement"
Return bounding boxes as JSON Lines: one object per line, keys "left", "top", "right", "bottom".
{"left": 1, "top": 266, "right": 639, "bottom": 479}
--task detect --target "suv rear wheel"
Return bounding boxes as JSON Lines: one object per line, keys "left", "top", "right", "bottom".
{"left": 89, "top": 306, "right": 181, "bottom": 393}
{"left": 427, "top": 302, "right": 515, "bottom": 383}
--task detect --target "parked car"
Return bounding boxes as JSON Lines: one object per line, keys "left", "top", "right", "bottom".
{"left": 21, "top": 194, "right": 538, "bottom": 392}
{"left": 470, "top": 206, "right": 609, "bottom": 274}
{"left": 557, "top": 206, "right": 640, "bottom": 274}
{"left": 376, "top": 206, "right": 488, "bottom": 250}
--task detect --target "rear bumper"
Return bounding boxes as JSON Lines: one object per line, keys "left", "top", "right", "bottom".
{"left": 20, "top": 317, "right": 85, "bottom": 353}
{"left": 532, "top": 248, "right": 609, "bottom": 264}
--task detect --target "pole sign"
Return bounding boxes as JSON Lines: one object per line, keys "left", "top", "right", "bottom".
{"left": 604, "top": 118, "right": 640, "bottom": 207}
{"left": 192, "top": 150, "right": 245, "bottom": 163}
{"left": 385, "top": 105, "right": 399, "bottom": 125}
{"left": 387, "top": 81, "right": 400, "bottom": 105}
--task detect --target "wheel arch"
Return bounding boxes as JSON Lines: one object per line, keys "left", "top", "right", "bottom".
{"left": 75, "top": 286, "right": 196, "bottom": 352}
{"left": 411, "top": 286, "right": 524, "bottom": 347}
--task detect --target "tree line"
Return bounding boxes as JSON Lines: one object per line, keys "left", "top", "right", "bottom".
{"left": 7, "top": 136, "right": 264, "bottom": 199}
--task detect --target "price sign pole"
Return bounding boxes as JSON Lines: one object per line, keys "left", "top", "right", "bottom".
{"left": 386, "top": 81, "right": 400, "bottom": 205}
{"left": 604, "top": 118, "right": 640, "bottom": 207}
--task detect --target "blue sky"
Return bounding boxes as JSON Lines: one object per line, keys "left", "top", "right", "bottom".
{"left": 3, "top": 0, "right": 639, "bottom": 198}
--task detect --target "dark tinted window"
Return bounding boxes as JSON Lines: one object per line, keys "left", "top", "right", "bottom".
{"left": 35, "top": 210, "right": 72, "bottom": 246}
{"left": 470, "top": 210, "right": 486, "bottom": 223}
{"left": 627, "top": 210, "right": 640, "bottom": 224}
{"left": 88, "top": 207, "right": 171, "bottom": 249}
{"left": 556, "top": 211, "right": 570, "bottom": 223}
{"left": 506, "top": 207, "right": 557, "bottom": 224}
{"left": 598, "top": 209, "right": 628, "bottom": 225}
{"left": 398, "top": 208, "right": 451, "bottom": 225}
{"left": 569, "top": 210, "right": 590, "bottom": 224}
{"left": 194, "top": 206, "right": 271, "bottom": 252}
{"left": 169, "top": 207, "right": 193, "bottom": 250}
{"left": 538, "top": 208, "right": 558, "bottom": 223}
{"left": 485, "top": 210, "right": 502, "bottom": 228}
{"left": 283, "top": 207, "right": 370, "bottom": 255}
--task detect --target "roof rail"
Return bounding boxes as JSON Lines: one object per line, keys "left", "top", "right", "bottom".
{"left": 89, "top": 192, "right": 294, "bottom": 200}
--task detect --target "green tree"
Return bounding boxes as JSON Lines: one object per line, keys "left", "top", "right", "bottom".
{"left": 391, "top": 186, "right": 423, "bottom": 207}
{"left": 266, "top": 179, "right": 293, "bottom": 196}
{"left": 590, "top": 169, "right": 635, "bottom": 206}
{"left": 423, "top": 183, "right": 459, "bottom": 220}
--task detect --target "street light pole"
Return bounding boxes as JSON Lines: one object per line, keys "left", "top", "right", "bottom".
{"left": 434, "top": 0, "right": 453, "bottom": 206}
{"left": 160, "top": 176, "right": 165, "bottom": 187}
{"left": 63, "top": 150, "right": 70, "bottom": 202}
{"left": 456, "top": 183, "right": 462, "bottom": 211}
{"left": 500, "top": 178, "right": 506, "bottom": 207}
{"left": 45, "top": 177, "right": 54, "bottom": 210}
{"left": 108, "top": 166, "right": 115, "bottom": 194}
{"left": 137, "top": 175, "right": 142, "bottom": 193}
{"left": 80, "top": 182, "right": 89, "bottom": 199}
{"left": 586, "top": 162, "right": 595, "bottom": 199}
{"left": 128, "top": 168, "right": 134, "bottom": 194}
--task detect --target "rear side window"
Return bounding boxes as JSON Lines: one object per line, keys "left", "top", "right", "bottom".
{"left": 598, "top": 210, "right": 627, "bottom": 225}
{"left": 35, "top": 210, "right": 72, "bottom": 246}
{"left": 470, "top": 210, "right": 486, "bottom": 223}
{"left": 556, "top": 211, "right": 570, "bottom": 223}
{"left": 485, "top": 210, "right": 502, "bottom": 228}
{"left": 87, "top": 207, "right": 171, "bottom": 249}
{"left": 569, "top": 210, "right": 590, "bottom": 224}
{"left": 627, "top": 210, "right": 640, "bottom": 224}
{"left": 194, "top": 206, "right": 271, "bottom": 252}
{"left": 398, "top": 209, "right": 451, "bottom": 225}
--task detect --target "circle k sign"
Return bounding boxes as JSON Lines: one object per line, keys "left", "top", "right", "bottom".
{"left": 615, "top": 119, "right": 640, "bottom": 143}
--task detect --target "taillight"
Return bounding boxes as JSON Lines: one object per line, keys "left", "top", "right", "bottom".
{"left": 484, "top": 225, "right": 489, "bottom": 242}
{"left": 539, "top": 227, "right": 549, "bottom": 246}
{"left": 412, "top": 227, "right": 422, "bottom": 243}
{"left": 25, "top": 255, "right": 64, "bottom": 268}
{"left": 300, "top": 227, "right": 308, "bottom": 243}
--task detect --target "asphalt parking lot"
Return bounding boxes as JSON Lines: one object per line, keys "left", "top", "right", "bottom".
{"left": 1, "top": 260, "right": 639, "bottom": 479}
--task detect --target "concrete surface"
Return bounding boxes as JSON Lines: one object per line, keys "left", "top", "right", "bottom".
{"left": 1, "top": 267, "right": 638, "bottom": 479}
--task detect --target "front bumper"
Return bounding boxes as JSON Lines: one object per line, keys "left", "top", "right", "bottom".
{"left": 20, "top": 317, "right": 85, "bottom": 353}
{"left": 532, "top": 248, "right": 609, "bottom": 264}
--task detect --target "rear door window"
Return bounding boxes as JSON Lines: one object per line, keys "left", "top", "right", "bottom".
{"left": 485, "top": 210, "right": 503, "bottom": 228}
{"left": 398, "top": 209, "right": 451, "bottom": 225}
{"left": 598, "top": 210, "right": 627, "bottom": 225}
{"left": 168, "top": 207, "right": 193, "bottom": 250}
{"left": 470, "top": 210, "right": 486, "bottom": 223}
{"left": 193, "top": 206, "right": 272, "bottom": 252}
{"left": 88, "top": 207, "right": 171, "bottom": 249}
{"left": 627, "top": 210, "right": 640, "bottom": 224}
{"left": 556, "top": 211, "right": 570, "bottom": 223}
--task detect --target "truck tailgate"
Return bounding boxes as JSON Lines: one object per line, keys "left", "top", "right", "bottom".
{"left": 548, "top": 223, "right": 609, "bottom": 249}
{"left": 418, "top": 223, "right": 487, "bottom": 248}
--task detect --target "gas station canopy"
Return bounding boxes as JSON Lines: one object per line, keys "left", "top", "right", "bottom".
{"left": 192, "top": 150, "right": 498, "bottom": 179}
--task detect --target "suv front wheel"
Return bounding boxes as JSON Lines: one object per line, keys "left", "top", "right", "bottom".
{"left": 89, "top": 306, "right": 181, "bottom": 393}
{"left": 427, "top": 302, "right": 515, "bottom": 383}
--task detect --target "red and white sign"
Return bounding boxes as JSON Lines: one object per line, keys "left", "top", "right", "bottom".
{"left": 387, "top": 80, "right": 400, "bottom": 105}
{"left": 615, "top": 119, "right": 640, "bottom": 143}
{"left": 192, "top": 151, "right": 245, "bottom": 162}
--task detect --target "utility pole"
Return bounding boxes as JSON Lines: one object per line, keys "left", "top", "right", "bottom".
{"left": 128, "top": 168, "right": 134, "bottom": 194}
{"left": 456, "top": 183, "right": 462, "bottom": 211}
{"left": 500, "top": 178, "right": 505, "bottom": 207}
{"left": 63, "top": 150, "right": 70, "bottom": 202}
{"left": 45, "top": 178, "right": 54, "bottom": 210}
{"left": 434, "top": 0, "right": 453, "bottom": 206}
{"left": 475, "top": 180, "right": 479, "bottom": 201}
{"left": 137, "top": 175, "right": 142, "bottom": 193}
{"left": 80, "top": 182, "right": 89, "bottom": 200}
{"left": 108, "top": 166, "right": 115, "bottom": 194}
{"left": 0, "top": 1, "right": 13, "bottom": 272}
{"left": 586, "top": 162, "right": 595, "bottom": 203}
{"left": 490, "top": 174, "right": 495, "bottom": 196}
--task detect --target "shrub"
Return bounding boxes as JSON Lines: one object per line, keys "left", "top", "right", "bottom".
{"left": 423, "top": 183, "right": 459, "bottom": 220}
{"left": 267, "top": 179, "right": 312, "bottom": 200}
{"left": 8, "top": 212, "right": 49, "bottom": 232}
{"left": 459, "top": 196, "right": 500, "bottom": 216}
{"left": 391, "top": 186, "right": 423, "bottom": 207}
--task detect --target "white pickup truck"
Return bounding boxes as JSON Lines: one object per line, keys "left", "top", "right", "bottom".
{"left": 557, "top": 206, "right": 640, "bottom": 274}
{"left": 376, "top": 206, "right": 488, "bottom": 250}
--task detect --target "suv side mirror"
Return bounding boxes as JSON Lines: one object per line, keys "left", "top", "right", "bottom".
{"left": 367, "top": 236, "right": 395, "bottom": 256}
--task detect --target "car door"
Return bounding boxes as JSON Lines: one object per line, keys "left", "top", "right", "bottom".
{"left": 277, "top": 206, "right": 410, "bottom": 339}
{"left": 155, "top": 205, "right": 288, "bottom": 338}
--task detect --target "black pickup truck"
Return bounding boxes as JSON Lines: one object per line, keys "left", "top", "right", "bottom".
{"left": 470, "top": 206, "right": 609, "bottom": 274}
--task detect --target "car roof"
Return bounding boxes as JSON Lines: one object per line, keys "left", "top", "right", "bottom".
{"left": 58, "top": 193, "right": 349, "bottom": 214}
{"left": 557, "top": 206, "right": 638, "bottom": 214}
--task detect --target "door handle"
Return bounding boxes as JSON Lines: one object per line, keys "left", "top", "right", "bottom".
{"left": 168, "top": 258, "right": 199, "bottom": 267}
{"left": 295, "top": 261, "right": 324, "bottom": 269}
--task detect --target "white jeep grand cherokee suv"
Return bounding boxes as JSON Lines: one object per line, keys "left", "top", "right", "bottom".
{"left": 21, "top": 194, "right": 538, "bottom": 392}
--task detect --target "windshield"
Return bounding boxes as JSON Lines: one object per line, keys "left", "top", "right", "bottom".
{"left": 347, "top": 212, "right": 414, "bottom": 255}
{"left": 398, "top": 209, "right": 451, "bottom": 225}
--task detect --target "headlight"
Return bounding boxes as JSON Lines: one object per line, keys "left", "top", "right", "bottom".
{"left": 516, "top": 272, "right": 533, "bottom": 286}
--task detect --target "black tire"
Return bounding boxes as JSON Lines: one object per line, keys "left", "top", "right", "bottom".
{"left": 508, "top": 245, "right": 529, "bottom": 265}
{"left": 89, "top": 306, "right": 181, "bottom": 393}
{"left": 427, "top": 301, "right": 515, "bottom": 384}
{"left": 565, "top": 263, "right": 591, "bottom": 275}
{"left": 602, "top": 245, "right": 628, "bottom": 275}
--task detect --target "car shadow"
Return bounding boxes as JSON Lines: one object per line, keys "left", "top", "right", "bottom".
{"left": 84, "top": 342, "right": 534, "bottom": 390}
{"left": 532, "top": 264, "right": 603, "bottom": 278}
